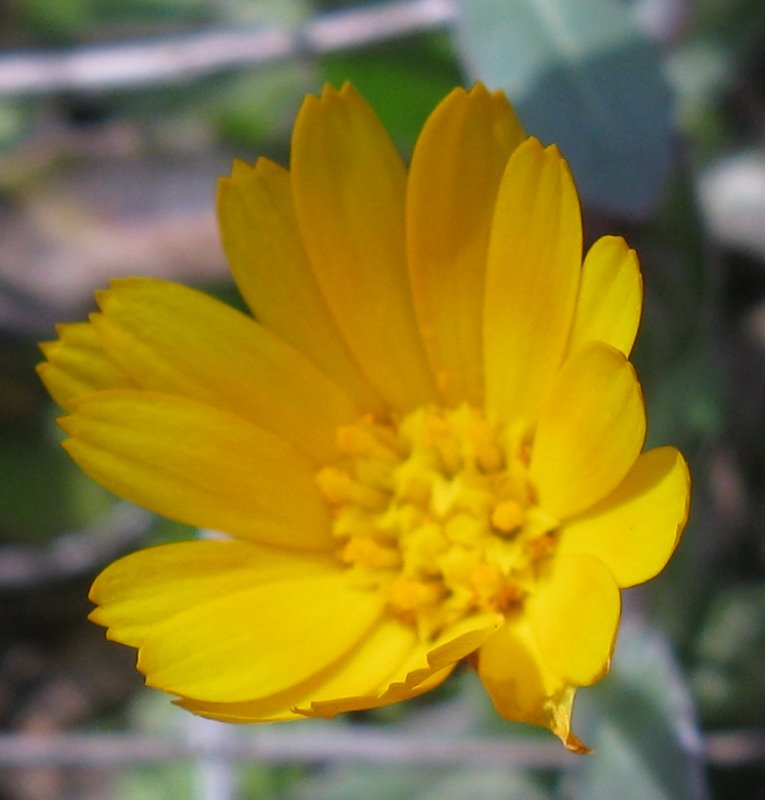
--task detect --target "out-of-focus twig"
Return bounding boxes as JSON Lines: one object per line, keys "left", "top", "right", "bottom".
{"left": 0, "top": 503, "right": 152, "bottom": 590}
{"left": 0, "top": 0, "right": 456, "bottom": 98}
{"left": 187, "top": 714, "right": 238, "bottom": 800}
{"left": 0, "top": 727, "right": 763, "bottom": 770}
{"left": 0, "top": 729, "right": 577, "bottom": 770}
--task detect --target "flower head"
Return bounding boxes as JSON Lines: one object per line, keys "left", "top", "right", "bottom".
{"left": 38, "top": 83, "right": 690, "bottom": 751}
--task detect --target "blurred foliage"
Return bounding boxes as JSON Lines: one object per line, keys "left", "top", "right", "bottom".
{"left": 567, "top": 622, "right": 707, "bottom": 800}
{"left": 2, "top": 0, "right": 765, "bottom": 798}
{"left": 692, "top": 584, "right": 765, "bottom": 727}
{"left": 321, "top": 36, "right": 463, "bottom": 151}
{"left": 455, "top": 0, "right": 674, "bottom": 217}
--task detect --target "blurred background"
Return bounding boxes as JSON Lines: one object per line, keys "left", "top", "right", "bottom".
{"left": 1, "top": 0, "right": 764, "bottom": 798}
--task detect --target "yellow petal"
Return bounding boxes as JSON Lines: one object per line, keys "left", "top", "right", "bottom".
{"left": 291, "top": 83, "right": 436, "bottom": 410}
{"left": 557, "top": 446, "right": 690, "bottom": 587}
{"left": 217, "top": 158, "right": 384, "bottom": 415}
{"left": 89, "top": 539, "right": 337, "bottom": 648}
{"left": 177, "top": 698, "right": 299, "bottom": 723}
{"left": 478, "top": 617, "right": 589, "bottom": 752}
{"left": 91, "top": 277, "right": 357, "bottom": 463}
{"left": 303, "top": 611, "right": 503, "bottom": 717}
{"left": 177, "top": 617, "right": 419, "bottom": 722}
{"left": 137, "top": 572, "right": 384, "bottom": 703}
{"left": 60, "top": 390, "right": 333, "bottom": 550}
{"left": 302, "top": 667, "right": 455, "bottom": 719}
{"left": 37, "top": 323, "right": 135, "bottom": 411}
{"left": 483, "top": 138, "right": 582, "bottom": 428}
{"left": 567, "top": 235, "right": 643, "bottom": 356}
{"left": 530, "top": 342, "right": 646, "bottom": 518}
{"left": 407, "top": 84, "right": 526, "bottom": 405}
{"left": 528, "top": 553, "right": 621, "bottom": 687}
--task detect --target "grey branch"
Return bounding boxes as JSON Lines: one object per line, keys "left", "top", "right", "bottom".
{"left": 0, "top": 727, "right": 763, "bottom": 770}
{"left": 0, "top": 729, "right": 578, "bottom": 770}
{"left": 0, "top": 0, "right": 456, "bottom": 98}
{"left": 0, "top": 503, "right": 152, "bottom": 590}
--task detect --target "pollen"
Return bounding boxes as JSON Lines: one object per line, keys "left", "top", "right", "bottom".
{"left": 316, "top": 404, "right": 560, "bottom": 639}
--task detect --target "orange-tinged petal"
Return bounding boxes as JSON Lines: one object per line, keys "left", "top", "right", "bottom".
{"left": 137, "top": 572, "right": 385, "bottom": 703}
{"left": 483, "top": 138, "right": 582, "bottom": 428}
{"left": 407, "top": 84, "right": 526, "bottom": 406}
{"left": 60, "top": 390, "right": 333, "bottom": 550}
{"left": 528, "top": 553, "right": 621, "bottom": 687}
{"left": 567, "top": 235, "right": 642, "bottom": 356}
{"left": 478, "top": 617, "right": 588, "bottom": 752}
{"left": 37, "top": 323, "right": 135, "bottom": 411}
{"left": 557, "top": 446, "right": 690, "bottom": 588}
{"left": 530, "top": 342, "right": 646, "bottom": 518}
{"left": 177, "top": 617, "right": 419, "bottom": 722}
{"left": 303, "top": 611, "right": 503, "bottom": 716}
{"left": 89, "top": 540, "right": 337, "bottom": 648}
{"left": 217, "top": 158, "right": 384, "bottom": 415}
{"left": 291, "top": 83, "right": 436, "bottom": 410}
{"left": 90, "top": 277, "right": 357, "bottom": 463}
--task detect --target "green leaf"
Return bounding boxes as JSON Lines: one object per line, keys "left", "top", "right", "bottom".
{"left": 692, "top": 583, "right": 765, "bottom": 726}
{"left": 454, "top": 0, "right": 674, "bottom": 217}
{"left": 0, "top": 414, "right": 114, "bottom": 541}
{"left": 565, "top": 620, "right": 708, "bottom": 800}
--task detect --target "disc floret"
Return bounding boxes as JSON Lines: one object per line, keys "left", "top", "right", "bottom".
{"left": 316, "top": 404, "right": 559, "bottom": 639}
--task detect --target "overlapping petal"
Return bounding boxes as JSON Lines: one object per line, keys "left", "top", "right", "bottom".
{"left": 530, "top": 342, "right": 646, "bottom": 518}
{"left": 179, "top": 614, "right": 495, "bottom": 723}
{"left": 291, "top": 83, "right": 436, "bottom": 410}
{"left": 303, "top": 611, "right": 502, "bottom": 717}
{"left": 217, "top": 158, "right": 384, "bottom": 414}
{"left": 176, "top": 617, "right": 421, "bottom": 722}
{"left": 138, "top": 571, "right": 385, "bottom": 703}
{"left": 557, "top": 446, "right": 690, "bottom": 587}
{"left": 60, "top": 391, "right": 333, "bottom": 549}
{"left": 38, "top": 323, "right": 135, "bottom": 411}
{"left": 568, "top": 235, "right": 643, "bottom": 356}
{"left": 483, "top": 138, "right": 582, "bottom": 429}
{"left": 528, "top": 554, "right": 621, "bottom": 686}
{"left": 407, "top": 84, "right": 526, "bottom": 405}
{"left": 89, "top": 540, "right": 337, "bottom": 648}
{"left": 90, "top": 277, "right": 358, "bottom": 462}
{"left": 478, "top": 617, "right": 588, "bottom": 752}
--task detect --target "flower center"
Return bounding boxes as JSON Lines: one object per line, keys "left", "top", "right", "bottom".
{"left": 316, "top": 404, "right": 559, "bottom": 640}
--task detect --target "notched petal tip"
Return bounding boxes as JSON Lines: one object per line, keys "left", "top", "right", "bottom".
{"left": 34, "top": 364, "right": 48, "bottom": 388}
{"left": 57, "top": 414, "right": 75, "bottom": 436}
{"left": 484, "top": 131, "right": 583, "bottom": 427}
{"left": 230, "top": 158, "right": 254, "bottom": 179}
{"left": 311, "top": 81, "right": 357, "bottom": 107}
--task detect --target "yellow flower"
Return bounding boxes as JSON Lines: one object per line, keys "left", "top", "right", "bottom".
{"left": 38, "top": 83, "right": 690, "bottom": 752}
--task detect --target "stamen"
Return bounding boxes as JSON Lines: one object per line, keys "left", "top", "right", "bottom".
{"left": 316, "top": 404, "right": 559, "bottom": 639}
{"left": 341, "top": 536, "right": 401, "bottom": 569}
{"left": 492, "top": 499, "right": 526, "bottom": 533}
{"left": 315, "top": 467, "right": 388, "bottom": 510}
